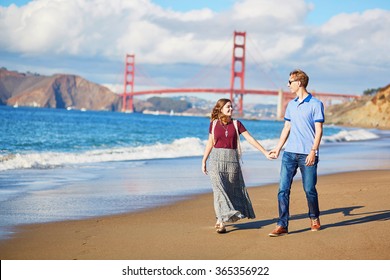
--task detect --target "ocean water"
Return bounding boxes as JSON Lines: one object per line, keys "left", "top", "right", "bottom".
{"left": 0, "top": 106, "right": 389, "bottom": 239}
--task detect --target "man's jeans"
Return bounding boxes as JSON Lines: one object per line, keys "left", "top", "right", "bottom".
{"left": 277, "top": 151, "right": 320, "bottom": 229}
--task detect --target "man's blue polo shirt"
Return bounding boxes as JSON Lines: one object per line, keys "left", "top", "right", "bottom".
{"left": 284, "top": 93, "right": 325, "bottom": 155}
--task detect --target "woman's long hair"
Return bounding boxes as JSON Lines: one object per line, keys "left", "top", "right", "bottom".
{"left": 210, "top": 98, "right": 231, "bottom": 124}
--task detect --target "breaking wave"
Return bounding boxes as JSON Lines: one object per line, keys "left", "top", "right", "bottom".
{"left": 0, "top": 129, "right": 379, "bottom": 172}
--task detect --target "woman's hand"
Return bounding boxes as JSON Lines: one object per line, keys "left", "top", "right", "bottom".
{"left": 202, "top": 161, "right": 208, "bottom": 175}
{"left": 202, "top": 134, "right": 213, "bottom": 175}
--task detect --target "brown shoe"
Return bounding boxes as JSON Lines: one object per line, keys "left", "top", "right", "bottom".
{"left": 311, "top": 218, "right": 321, "bottom": 231}
{"left": 268, "top": 225, "right": 288, "bottom": 237}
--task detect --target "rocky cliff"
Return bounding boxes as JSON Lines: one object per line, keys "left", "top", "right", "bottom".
{"left": 326, "top": 84, "right": 390, "bottom": 129}
{"left": 0, "top": 68, "right": 121, "bottom": 111}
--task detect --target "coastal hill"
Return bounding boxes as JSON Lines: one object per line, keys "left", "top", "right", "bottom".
{"left": 0, "top": 68, "right": 121, "bottom": 111}
{"left": 0, "top": 68, "right": 202, "bottom": 114}
{"left": 325, "top": 84, "right": 390, "bottom": 129}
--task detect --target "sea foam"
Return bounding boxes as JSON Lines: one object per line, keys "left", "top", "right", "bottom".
{"left": 0, "top": 129, "right": 379, "bottom": 172}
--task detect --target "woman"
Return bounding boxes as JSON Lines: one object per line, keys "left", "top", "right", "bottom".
{"left": 202, "top": 98, "right": 272, "bottom": 233}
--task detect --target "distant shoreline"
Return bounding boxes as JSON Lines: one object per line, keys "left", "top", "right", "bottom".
{"left": 4, "top": 103, "right": 390, "bottom": 130}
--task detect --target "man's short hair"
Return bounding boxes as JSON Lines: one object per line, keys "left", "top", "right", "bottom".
{"left": 290, "top": 69, "right": 309, "bottom": 88}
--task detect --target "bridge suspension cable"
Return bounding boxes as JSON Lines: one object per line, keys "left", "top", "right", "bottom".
{"left": 135, "top": 64, "right": 165, "bottom": 89}
{"left": 246, "top": 35, "right": 284, "bottom": 89}
{"left": 178, "top": 36, "right": 232, "bottom": 89}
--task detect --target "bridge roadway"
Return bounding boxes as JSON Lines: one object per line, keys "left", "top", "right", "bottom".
{"left": 126, "top": 88, "right": 359, "bottom": 117}
{"left": 129, "top": 87, "right": 359, "bottom": 99}
{"left": 130, "top": 88, "right": 277, "bottom": 96}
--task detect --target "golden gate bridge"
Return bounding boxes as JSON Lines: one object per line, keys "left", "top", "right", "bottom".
{"left": 121, "top": 31, "right": 359, "bottom": 118}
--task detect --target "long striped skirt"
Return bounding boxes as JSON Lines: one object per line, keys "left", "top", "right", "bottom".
{"left": 208, "top": 148, "right": 255, "bottom": 223}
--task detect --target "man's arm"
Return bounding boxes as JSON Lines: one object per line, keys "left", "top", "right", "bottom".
{"left": 305, "top": 122, "right": 323, "bottom": 166}
{"left": 270, "top": 121, "right": 291, "bottom": 159}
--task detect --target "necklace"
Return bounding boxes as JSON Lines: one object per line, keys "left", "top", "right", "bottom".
{"left": 220, "top": 121, "right": 229, "bottom": 137}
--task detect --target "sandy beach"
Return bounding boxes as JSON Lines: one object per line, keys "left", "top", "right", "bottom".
{"left": 0, "top": 169, "right": 389, "bottom": 260}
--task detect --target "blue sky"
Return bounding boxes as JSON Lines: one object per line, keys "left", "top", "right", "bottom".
{"left": 1, "top": 0, "right": 389, "bottom": 102}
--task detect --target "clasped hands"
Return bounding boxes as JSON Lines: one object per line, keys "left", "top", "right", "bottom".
{"left": 266, "top": 149, "right": 279, "bottom": 160}
{"left": 266, "top": 149, "right": 316, "bottom": 166}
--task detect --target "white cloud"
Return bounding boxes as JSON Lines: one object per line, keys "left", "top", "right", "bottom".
{"left": 232, "top": 0, "right": 309, "bottom": 23}
{"left": 0, "top": 0, "right": 389, "bottom": 93}
{"left": 0, "top": 0, "right": 310, "bottom": 63}
{"left": 307, "top": 9, "right": 390, "bottom": 66}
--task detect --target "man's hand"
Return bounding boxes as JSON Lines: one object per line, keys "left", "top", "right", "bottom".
{"left": 305, "top": 152, "right": 316, "bottom": 166}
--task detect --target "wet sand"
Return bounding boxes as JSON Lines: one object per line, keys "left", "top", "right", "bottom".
{"left": 0, "top": 170, "right": 389, "bottom": 260}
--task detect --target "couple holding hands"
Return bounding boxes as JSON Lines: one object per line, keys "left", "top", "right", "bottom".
{"left": 202, "top": 69, "right": 324, "bottom": 236}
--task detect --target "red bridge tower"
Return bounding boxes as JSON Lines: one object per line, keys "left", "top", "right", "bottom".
{"left": 122, "top": 54, "right": 135, "bottom": 112}
{"left": 230, "top": 31, "right": 246, "bottom": 116}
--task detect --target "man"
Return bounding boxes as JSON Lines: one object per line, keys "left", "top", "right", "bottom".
{"left": 269, "top": 69, "right": 324, "bottom": 237}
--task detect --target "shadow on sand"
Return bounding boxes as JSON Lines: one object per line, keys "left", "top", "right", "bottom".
{"left": 226, "top": 206, "right": 390, "bottom": 234}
